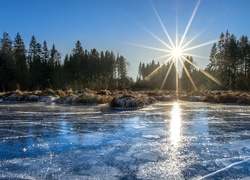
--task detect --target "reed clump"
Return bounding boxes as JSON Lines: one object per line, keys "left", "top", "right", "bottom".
{"left": 1, "top": 89, "right": 250, "bottom": 106}
{"left": 203, "top": 90, "right": 250, "bottom": 104}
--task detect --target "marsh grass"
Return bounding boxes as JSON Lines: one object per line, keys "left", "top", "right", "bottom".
{"left": 1, "top": 89, "right": 250, "bottom": 105}
{"left": 203, "top": 90, "right": 250, "bottom": 104}
{"left": 75, "top": 92, "right": 113, "bottom": 104}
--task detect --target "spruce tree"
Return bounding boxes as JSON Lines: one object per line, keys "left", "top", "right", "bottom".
{"left": 13, "top": 33, "right": 28, "bottom": 90}
{"left": 0, "top": 32, "right": 15, "bottom": 91}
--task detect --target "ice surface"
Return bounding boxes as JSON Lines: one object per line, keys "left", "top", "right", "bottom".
{"left": 0, "top": 102, "right": 250, "bottom": 179}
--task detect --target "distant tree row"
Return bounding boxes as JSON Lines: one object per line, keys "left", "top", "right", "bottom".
{"left": 134, "top": 57, "right": 208, "bottom": 91}
{"left": 2, "top": 30, "right": 250, "bottom": 92}
{"left": 0, "top": 32, "right": 132, "bottom": 91}
{"left": 207, "top": 31, "right": 250, "bottom": 90}
{"left": 63, "top": 40, "right": 132, "bottom": 90}
{"left": 135, "top": 60, "right": 176, "bottom": 90}
{"left": 135, "top": 31, "right": 250, "bottom": 91}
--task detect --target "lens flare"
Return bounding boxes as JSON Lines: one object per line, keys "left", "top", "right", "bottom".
{"left": 128, "top": 0, "right": 222, "bottom": 93}
{"left": 172, "top": 47, "right": 182, "bottom": 58}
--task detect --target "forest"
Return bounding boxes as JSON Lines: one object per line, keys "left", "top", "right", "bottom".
{"left": 0, "top": 32, "right": 132, "bottom": 91}
{"left": 0, "top": 31, "right": 250, "bottom": 92}
{"left": 135, "top": 30, "right": 250, "bottom": 91}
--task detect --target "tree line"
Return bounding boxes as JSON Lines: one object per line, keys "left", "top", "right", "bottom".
{"left": 0, "top": 32, "right": 132, "bottom": 91}
{"left": 135, "top": 31, "right": 250, "bottom": 91}
{"left": 1, "top": 30, "right": 250, "bottom": 92}
{"left": 207, "top": 30, "right": 250, "bottom": 90}
{"left": 134, "top": 56, "right": 208, "bottom": 91}
{"left": 134, "top": 60, "right": 176, "bottom": 90}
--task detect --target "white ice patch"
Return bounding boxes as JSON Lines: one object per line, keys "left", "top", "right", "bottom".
{"left": 142, "top": 135, "right": 161, "bottom": 139}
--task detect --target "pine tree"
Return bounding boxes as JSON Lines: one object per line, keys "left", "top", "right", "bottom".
{"left": 180, "top": 56, "right": 195, "bottom": 90}
{"left": 27, "top": 35, "right": 37, "bottom": 67}
{"left": 47, "top": 44, "right": 61, "bottom": 88}
{"left": 227, "top": 34, "right": 238, "bottom": 89}
{"left": 13, "top": 33, "right": 28, "bottom": 90}
{"left": 0, "top": 32, "right": 15, "bottom": 91}
{"left": 28, "top": 36, "right": 44, "bottom": 89}
{"left": 117, "top": 55, "right": 129, "bottom": 89}
{"left": 42, "top": 41, "right": 49, "bottom": 64}
{"left": 208, "top": 43, "right": 217, "bottom": 70}
{"left": 237, "top": 35, "right": 250, "bottom": 89}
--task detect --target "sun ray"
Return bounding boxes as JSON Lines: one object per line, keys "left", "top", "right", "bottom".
{"left": 182, "top": 52, "right": 209, "bottom": 59}
{"left": 182, "top": 39, "right": 218, "bottom": 52}
{"left": 181, "top": 55, "right": 222, "bottom": 86}
{"left": 181, "top": 26, "right": 209, "bottom": 50}
{"left": 146, "top": 64, "right": 162, "bottom": 79}
{"left": 141, "top": 25, "right": 174, "bottom": 50}
{"left": 150, "top": 0, "right": 175, "bottom": 49}
{"left": 125, "top": 42, "right": 172, "bottom": 53}
{"left": 153, "top": 54, "right": 173, "bottom": 61}
{"left": 199, "top": 70, "right": 222, "bottom": 86}
{"left": 181, "top": 55, "right": 203, "bottom": 69}
{"left": 179, "top": 58, "right": 198, "bottom": 91}
{"left": 175, "top": 4, "right": 179, "bottom": 48}
{"left": 147, "top": 56, "right": 173, "bottom": 79}
{"left": 179, "top": 0, "right": 201, "bottom": 47}
{"left": 127, "top": 0, "right": 222, "bottom": 94}
{"left": 160, "top": 60, "right": 175, "bottom": 89}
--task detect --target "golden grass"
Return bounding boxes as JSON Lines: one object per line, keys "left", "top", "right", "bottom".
{"left": 203, "top": 90, "right": 250, "bottom": 104}
{"left": 1, "top": 89, "right": 250, "bottom": 105}
{"left": 13, "top": 89, "right": 26, "bottom": 96}
{"left": 75, "top": 92, "right": 113, "bottom": 104}
{"left": 66, "top": 88, "right": 74, "bottom": 95}
{"left": 55, "top": 89, "right": 66, "bottom": 98}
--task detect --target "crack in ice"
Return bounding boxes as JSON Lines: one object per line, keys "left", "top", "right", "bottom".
{"left": 196, "top": 156, "right": 250, "bottom": 180}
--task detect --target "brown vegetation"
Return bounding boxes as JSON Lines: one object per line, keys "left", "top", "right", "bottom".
{"left": 1, "top": 89, "right": 250, "bottom": 106}
{"left": 203, "top": 90, "right": 250, "bottom": 105}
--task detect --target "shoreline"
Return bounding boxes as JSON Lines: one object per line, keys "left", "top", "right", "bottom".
{"left": 1, "top": 89, "right": 250, "bottom": 107}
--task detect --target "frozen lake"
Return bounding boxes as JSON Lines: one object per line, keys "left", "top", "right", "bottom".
{"left": 0, "top": 101, "right": 250, "bottom": 179}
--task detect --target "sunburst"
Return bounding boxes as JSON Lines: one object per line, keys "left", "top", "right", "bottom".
{"left": 127, "top": 0, "right": 221, "bottom": 93}
{"left": 172, "top": 47, "right": 182, "bottom": 58}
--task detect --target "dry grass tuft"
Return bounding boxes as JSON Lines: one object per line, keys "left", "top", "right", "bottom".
{"left": 146, "top": 90, "right": 166, "bottom": 96}
{"left": 75, "top": 92, "right": 99, "bottom": 104}
{"left": 13, "top": 89, "right": 26, "bottom": 96}
{"left": 42, "top": 88, "right": 55, "bottom": 96}
{"left": 203, "top": 90, "right": 250, "bottom": 104}
{"left": 32, "top": 90, "right": 42, "bottom": 95}
{"left": 66, "top": 88, "right": 75, "bottom": 95}
{"left": 55, "top": 89, "right": 66, "bottom": 98}
{"left": 96, "top": 95, "right": 113, "bottom": 104}
{"left": 2, "top": 88, "right": 250, "bottom": 106}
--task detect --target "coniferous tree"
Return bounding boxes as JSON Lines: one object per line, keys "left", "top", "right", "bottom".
{"left": 238, "top": 36, "right": 250, "bottom": 89}
{"left": 0, "top": 32, "right": 133, "bottom": 91}
{"left": 27, "top": 35, "right": 37, "bottom": 68}
{"left": 13, "top": 33, "right": 28, "bottom": 90}
{"left": 0, "top": 32, "right": 15, "bottom": 91}
{"left": 49, "top": 44, "right": 61, "bottom": 88}
{"left": 71, "top": 40, "right": 85, "bottom": 90}
{"left": 117, "top": 55, "right": 128, "bottom": 89}
{"left": 181, "top": 56, "right": 195, "bottom": 90}
{"left": 206, "top": 31, "right": 250, "bottom": 90}
{"left": 42, "top": 41, "right": 49, "bottom": 64}
{"left": 41, "top": 40, "right": 50, "bottom": 87}
{"left": 28, "top": 36, "right": 44, "bottom": 89}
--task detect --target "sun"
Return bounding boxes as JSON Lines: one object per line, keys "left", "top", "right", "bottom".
{"left": 172, "top": 47, "right": 182, "bottom": 58}
{"left": 127, "top": 0, "right": 222, "bottom": 92}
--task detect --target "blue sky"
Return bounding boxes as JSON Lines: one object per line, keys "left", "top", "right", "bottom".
{"left": 2, "top": 0, "right": 250, "bottom": 79}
